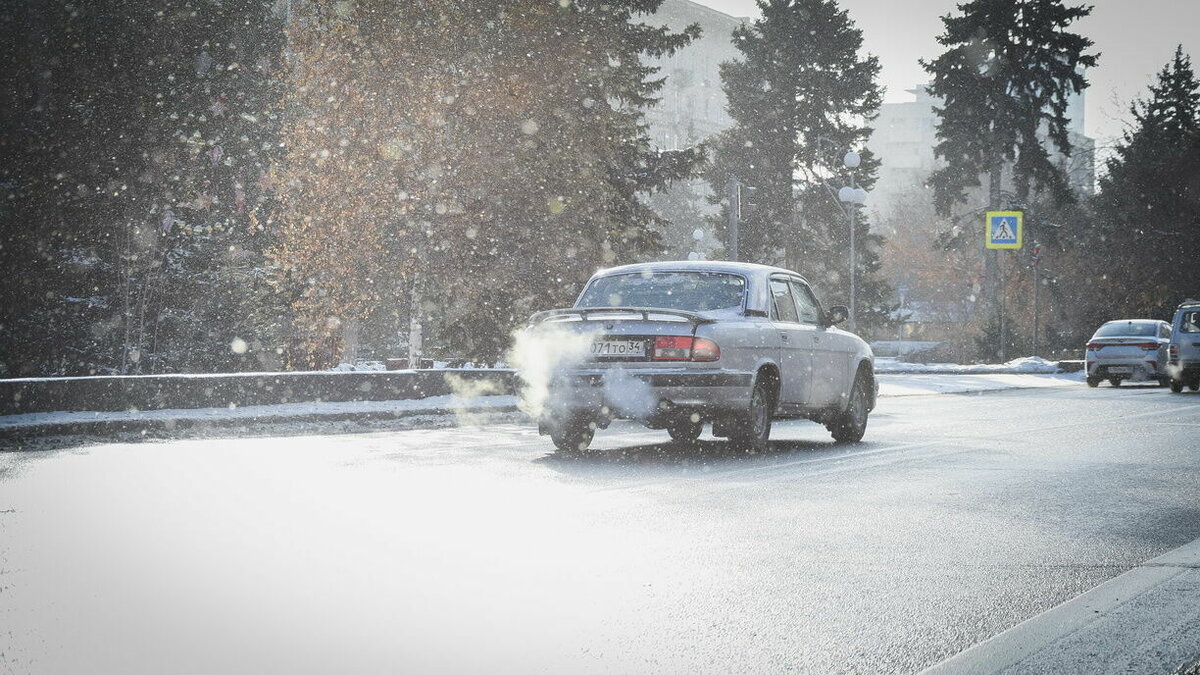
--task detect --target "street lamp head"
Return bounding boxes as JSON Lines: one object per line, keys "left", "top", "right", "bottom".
{"left": 843, "top": 151, "right": 861, "bottom": 169}
{"left": 839, "top": 185, "right": 868, "bottom": 205}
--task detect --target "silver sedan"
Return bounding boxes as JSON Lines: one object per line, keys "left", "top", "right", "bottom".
{"left": 1084, "top": 319, "right": 1172, "bottom": 387}
{"left": 522, "top": 261, "right": 876, "bottom": 452}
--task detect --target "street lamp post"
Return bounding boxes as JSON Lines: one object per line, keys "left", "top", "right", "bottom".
{"left": 837, "top": 151, "right": 867, "bottom": 332}
{"left": 1031, "top": 242, "right": 1042, "bottom": 358}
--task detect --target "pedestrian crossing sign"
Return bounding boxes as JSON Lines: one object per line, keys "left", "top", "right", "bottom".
{"left": 986, "top": 211, "right": 1023, "bottom": 249}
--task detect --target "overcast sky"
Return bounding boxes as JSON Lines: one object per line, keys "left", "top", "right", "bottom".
{"left": 691, "top": 0, "right": 1200, "bottom": 151}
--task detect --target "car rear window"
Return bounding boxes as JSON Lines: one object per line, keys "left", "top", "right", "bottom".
{"left": 1180, "top": 310, "right": 1200, "bottom": 333}
{"left": 577, "top": 272, "right": 746, "bottom": 312}
{"left": 1094, "top": 322, "right": 1157, "bottom": 337}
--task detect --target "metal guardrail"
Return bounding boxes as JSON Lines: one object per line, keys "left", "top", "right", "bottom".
{"left": 0, "top": 369, "right": 517, "bottom": 416}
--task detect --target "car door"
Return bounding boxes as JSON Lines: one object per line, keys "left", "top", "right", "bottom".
{"left": 792, "top": 280, "right": 850, "bottom": 407}
{"left": 769, "top": 277, "right": 814, "bottom": 406}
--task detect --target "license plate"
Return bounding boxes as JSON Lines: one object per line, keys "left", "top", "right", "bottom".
{"left": 1108, "top": 366, "right": 1132, "bottom": 374}
{"left": 590, "top": 339, "right": 646, "bottom": 357}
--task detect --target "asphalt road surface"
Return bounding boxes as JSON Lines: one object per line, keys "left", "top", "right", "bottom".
{"left": 3, "top": 384, "right": 1199, "bottom": 674}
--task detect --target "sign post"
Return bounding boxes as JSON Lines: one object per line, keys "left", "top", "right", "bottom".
{"left": 985, "top": 211, "right": 1022, "bottom": 361}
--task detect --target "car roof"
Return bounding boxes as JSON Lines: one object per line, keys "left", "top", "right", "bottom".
{"left": 590, "top": 260, "right": 808, "bottom": 283}
{"left": 1102, "top": 319, "right": 1163, "bottom": 325}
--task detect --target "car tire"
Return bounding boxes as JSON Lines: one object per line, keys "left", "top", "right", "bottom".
{"left": 1109, "top": 377, "right": 1122, "bottom": 387}
{"left": 550, "top": 415, "right": 594, "bottom": 454}
{"left": 828, "top": 372, "right": 869, "bottom": 444}
{"left": 729, "top": 379, "right": 772, "bottom": 452}
{"left": 666, "top": 415, "right": 704, "bottom": 444}
{"left": 1086, "top": 376, "right": 1101, "bottom": 388}
{"left": 1190, "top": 378, "right": 1200, "bottom": 392}
{"left": 1170, "top": 379, "right": 1185, "bottom": 393}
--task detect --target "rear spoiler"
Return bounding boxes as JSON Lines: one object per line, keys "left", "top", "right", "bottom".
{"left": 528, "top": 306, "right": 717, "bottom": 327}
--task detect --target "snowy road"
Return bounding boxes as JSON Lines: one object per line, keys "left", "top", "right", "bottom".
{"left": 3, "top": 384, "right": 1200, "bottom": 674}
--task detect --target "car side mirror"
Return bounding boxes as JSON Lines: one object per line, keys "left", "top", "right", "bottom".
{"left": 744, "top": 308, "right": 768, "bottom": 318}
{"left": 824, "top": 305, "right": 849, "bottom": 326}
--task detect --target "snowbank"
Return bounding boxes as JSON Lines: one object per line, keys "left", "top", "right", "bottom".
{"left": 877, "top": 371, "right": 1083, "bottom": 397}
{"left": 874, "top": 356, "right": 1061, "bottom": 375}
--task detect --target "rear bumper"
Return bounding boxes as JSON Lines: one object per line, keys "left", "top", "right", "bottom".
{"left": 541, "top": 368, "right": 755, "bottom": 420}
{"left": 1087, "top": 359, "right": 1161, "bottom": 379}
{"left": 1167, "top": 360, "right": 1200, "bottom": 380}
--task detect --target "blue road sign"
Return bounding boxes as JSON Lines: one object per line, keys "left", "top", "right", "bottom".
{"left": 986, "top": 211, "right": 1023, "bottom": 249}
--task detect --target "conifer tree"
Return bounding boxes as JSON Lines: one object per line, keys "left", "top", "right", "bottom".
{"left": 1090, "top": 46, "right": 1200, "bottom": 318}
{"left": 707, "top": 0, "right": 887, "bottom": 328}
{"left": 922, "top": 0, "right": 1097, "bottom": 213}
{"left": 1, "top": 0, "right": 284, "bottom": 375}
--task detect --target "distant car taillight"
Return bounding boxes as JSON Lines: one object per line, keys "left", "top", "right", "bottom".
{"left": 1135, "top": 342, "right": 1161, "bottom": 350}
{"left": 1170, "top": 344, "right": 1180, "bottom": 361}
{"left": 1086, "top": 342, "right": 1103, "bottom": 350}
{"left": 651, "top": 336, "right": 720, "bottom": 362}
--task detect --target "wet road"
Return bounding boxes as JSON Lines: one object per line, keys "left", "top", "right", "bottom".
{"left": 3, "top": 385, "right": 1200, "bottom": 674}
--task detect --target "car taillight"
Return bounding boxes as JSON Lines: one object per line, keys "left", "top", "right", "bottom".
{"left": 1086, "top": 342, "right": 1103, "bottom": 350}
{"left": 651, "top": 336, "right": 720, "bottom": 362}
{"left": 652, "top": 336, "right": 692, "bottom": 360}
{"left": 1135, "top": 343, "right": 1160, "bottom": 350}
{"left": 691, "top": 337, "right": 720, "bottom": 362}
{"left": 1170, "top": 344, "right": 1179, "bottom": 360}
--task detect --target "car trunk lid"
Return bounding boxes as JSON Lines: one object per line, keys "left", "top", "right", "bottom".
{"left": 528, "top": 307, "right": 711, "bottom": 365}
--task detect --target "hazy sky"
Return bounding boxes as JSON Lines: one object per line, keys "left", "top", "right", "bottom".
{"left": 692, "top": 0, "right": 1200, "bottom": 151}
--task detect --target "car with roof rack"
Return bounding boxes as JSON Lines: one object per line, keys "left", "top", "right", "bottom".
{"left": 523, "top": 261, "right": 876, "bottom": 452}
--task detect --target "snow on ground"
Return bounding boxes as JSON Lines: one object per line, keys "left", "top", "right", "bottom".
{"left": 1, "top": 371, "right": 1088, "bottom": 431}
{"left": 873, "top": 356, "right": 1062, "bottom": 374}
{"left": 877, "top": 371, "right": 1083, "bottom": 397}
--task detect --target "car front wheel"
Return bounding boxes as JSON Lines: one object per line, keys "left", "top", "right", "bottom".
{"left": 1170, "top": 379, "right": 1184, "bottom": 393}
{"left": 829, "top": 373, "right": 869, "bottom": 443}
{"left": 1086, "top": 376, "right": 1101, "bottom": 388}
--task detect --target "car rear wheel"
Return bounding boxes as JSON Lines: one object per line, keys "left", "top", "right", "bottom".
{"left": 828, "top": 373, "right": 869, "bottom": 444}
{"left": 666, "top": 415, "right": 704, "bottom": 444}
{"left": 728, "top": 379, "right": 772, "bottom": 452}
{"left": 1170, "top": 379, "right": 1185, "bottom": 393}
{"left": 1190, "top": 378, "right": 1200, "bottom": 392}
{"left": 1109, "top": 377, "right": 1122, "bottom": 387}
{"left": 1086, "top": 376, "right": 1101, "bottom": 388}
{"left": 550, "top": 415, "right": 594, "bottom": 454}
